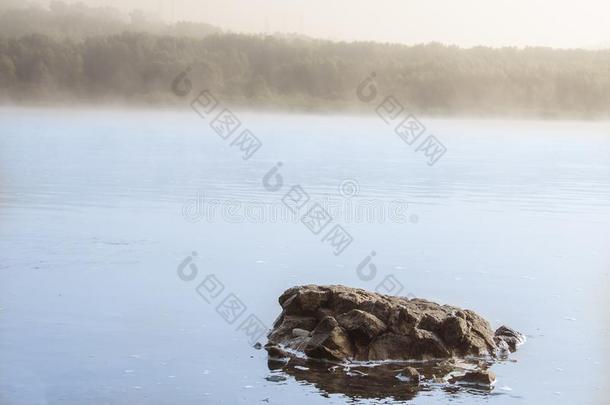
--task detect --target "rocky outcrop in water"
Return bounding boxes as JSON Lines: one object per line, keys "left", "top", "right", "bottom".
{"left": 264, "top": 285, "right": 525, "bottom": 399}
{"left": 266, "top": 285, "right": 523, "bottom": 362}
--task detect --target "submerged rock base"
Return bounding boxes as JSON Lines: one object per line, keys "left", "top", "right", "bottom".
{"left": 266, "top": 356, "right": 498, "bottom": 401}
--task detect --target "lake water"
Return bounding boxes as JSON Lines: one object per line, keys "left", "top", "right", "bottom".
{"left": 0, "top": 107, "right": 609, "bottom": 404}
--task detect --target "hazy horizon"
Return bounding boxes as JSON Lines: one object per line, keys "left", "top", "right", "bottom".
{"left": 8, "top": 0, "right": 610, "bottom": 49}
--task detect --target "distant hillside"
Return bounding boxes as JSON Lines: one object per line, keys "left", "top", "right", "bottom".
{"left": 0, "top": 2, "right": 609, "bottom": 118}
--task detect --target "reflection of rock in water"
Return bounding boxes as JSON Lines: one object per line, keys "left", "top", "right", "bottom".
{"left": 266, "top": 356, "right": 498, "bottom": 401}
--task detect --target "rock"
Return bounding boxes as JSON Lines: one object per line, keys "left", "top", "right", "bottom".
{"left": 266, "top": 285, "right": 522, "bottom": 362}
{"left": 450, "top": 370, "right": 496, "bottom": 387}
{"left": 280, "top": 288, "right": 329, "bottom": 314}
{"left": 368, "top": 333, "right": 414, "bottom": 360}
{"left": 292, "top": 328, "right": 310, "bottom": 338}
{"left": 267, "top": 314, "right": 317, "bottom": 346}
{"left": 265, "top": 344, "right": 290, "bottom": 360}
{"left": 494, "top": 338, "right": 510, "bottom": 357}
{"left": 304, "top": 316, "right": 354, "bottom": 361}
{"left": 336, "top": 309, "right": 386, "bottom": 340}
{"left": 265, "top": 374, "right": 287, "bottom": 382}
{"left": 395, "top": 366, "right": 420, "bottom": 384}
{"left": 494, "top": 325, "right": 526, "bottom": 352}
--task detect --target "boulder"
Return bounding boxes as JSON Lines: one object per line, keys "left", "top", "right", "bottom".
{"left": 292, "top": 328, "right": 310, "bottom": 338}
{"left": 494, "top": 325, "right": 526, "bottom": 352}
{"left": 395, "top": 366, "right": 420, "bottom": 384}
{"left": 336, "top": 309, "right": 386, "bottom": 340}
{"left": 304, "top": 316, "right": 354, "bottom": 361}
{"left": 266, "top": 285, "right": 521, "bottom": 362}
{"left": 450, "top": 370, "right": 496, "bottom": 387}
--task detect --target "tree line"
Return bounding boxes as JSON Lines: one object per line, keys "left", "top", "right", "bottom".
{"left": 0, "top": 3, "right": 609, "bottom": 117}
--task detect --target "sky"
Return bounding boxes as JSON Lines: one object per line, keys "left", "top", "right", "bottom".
{"left": 24, "top": 0, "right": 610, "bottom": 48}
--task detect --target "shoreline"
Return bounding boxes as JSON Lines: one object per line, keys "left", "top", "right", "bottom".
{"left": 1, "top": 99, "right": 609, "bottom": 122}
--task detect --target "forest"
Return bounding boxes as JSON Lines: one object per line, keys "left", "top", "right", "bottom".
{"left": 1, "top": 1, "right": 609, "bottom": 117}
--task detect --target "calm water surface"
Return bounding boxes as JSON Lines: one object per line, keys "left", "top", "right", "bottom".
{"left": 0, "top": 107, "right": 609, "bottom": 404}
